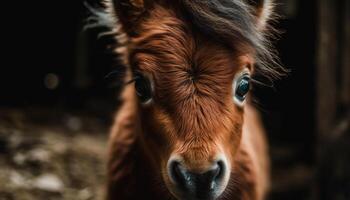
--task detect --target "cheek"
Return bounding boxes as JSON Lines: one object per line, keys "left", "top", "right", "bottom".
{"left": 140, "top": 106, "right": 176, "bottom": 159}
{"left": 219, "top": 106, "right": 244, "bottom": 163}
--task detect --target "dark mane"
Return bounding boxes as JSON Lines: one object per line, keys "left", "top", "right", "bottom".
{"left": 177, "top": 0, "right": 284, "bottom": 80}
{"left": 84, "top": 0, "right": 284, "bottom": 87}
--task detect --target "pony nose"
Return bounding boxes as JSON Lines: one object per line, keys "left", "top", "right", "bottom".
{"left": 168, "top": 160, "right": 225, "bottom": 199}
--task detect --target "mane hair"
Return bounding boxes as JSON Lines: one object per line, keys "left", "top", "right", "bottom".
{"left": 176, "top": 0, "right": 284, "bottom": 81}
{"left": 84, "top": 0, "right": 285, "bottom": 90}
{"left": 84, "top": 1, "right": 130, "bottom": 96}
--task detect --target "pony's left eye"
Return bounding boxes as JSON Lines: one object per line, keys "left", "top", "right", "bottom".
{"left": 134, "top": 73, "right": 152, "bottom": 104}
{"left": 233, "top": 73, "right": 250, "bottom": 106}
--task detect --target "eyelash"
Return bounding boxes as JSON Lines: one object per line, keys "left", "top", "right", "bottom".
{"left": 126, "top": 70, "right": 144, "bottom": 85}
{"left": 126, "top": 76, "right": 139, "bottom": 85}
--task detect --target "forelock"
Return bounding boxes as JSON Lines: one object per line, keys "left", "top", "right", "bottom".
{"left": 177, "top": 0, "right": 284, "bottom": 80}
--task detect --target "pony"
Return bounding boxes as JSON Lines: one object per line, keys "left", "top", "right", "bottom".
{"left": 87, "top": 0, "right": 283, "bottom": 199}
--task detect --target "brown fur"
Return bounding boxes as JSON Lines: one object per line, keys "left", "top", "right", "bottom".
{"left": 104, "top": 0, "right": 277, "bottom": 199}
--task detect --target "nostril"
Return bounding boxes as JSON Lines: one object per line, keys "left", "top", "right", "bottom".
{"left": 205, "top": 163, "right": 219, "bottom": 180}
{"left": 169, "top": 161, "right": 186, "bottom": 185}
{"left": 215, "top": 160, "right": 225, "bottom": 180}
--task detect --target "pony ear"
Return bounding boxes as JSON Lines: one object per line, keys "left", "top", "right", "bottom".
{"left": 247, "top": 0, "right": 274, "bottom": 29}
{"left": 111, "top": 0, "right": 150, "bottom": 35}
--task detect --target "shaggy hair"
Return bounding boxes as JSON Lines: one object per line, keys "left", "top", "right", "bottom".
{"left": 85, "top": 0, "right": 284, "bottom": 91}
{"left": 177, "top": 0, "right": 283, "bottom": 79}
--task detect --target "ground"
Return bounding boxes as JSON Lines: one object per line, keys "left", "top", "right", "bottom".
{"left": 0, "top": 108, "right": 108, "bottom": 200}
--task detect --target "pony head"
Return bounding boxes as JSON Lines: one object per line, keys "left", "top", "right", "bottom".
{"left": 105, "top": 0, "right": 280, "bottom": 199}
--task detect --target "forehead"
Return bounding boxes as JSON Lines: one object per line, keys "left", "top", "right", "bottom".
{"left": 129, "top": 6, "right": 249, "bottom": 75}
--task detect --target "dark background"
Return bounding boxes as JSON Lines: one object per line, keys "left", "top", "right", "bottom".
{"left": 1, "top": 0, "right": 349, "bottom": 199}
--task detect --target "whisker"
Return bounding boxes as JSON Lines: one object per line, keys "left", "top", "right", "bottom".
{"left": 250, "top": 77, "right": 275, "bottom": 88}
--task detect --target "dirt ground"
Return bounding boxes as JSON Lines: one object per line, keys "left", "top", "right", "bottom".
{"left": 0, "top": 108, "right": 109, "bottom": 200}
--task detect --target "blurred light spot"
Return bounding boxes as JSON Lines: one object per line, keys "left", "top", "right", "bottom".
{"left": 13, "top": 153, "right": 26, "bottom": 165}
{"left": 65, "top": 116, "right": 82, "bottom": 132}
{"left": 79, "top": 188, "right": 93, "bottom": 200}
{"left": 44, "top": 73, "right": 59, "bottom": 90}
{"left": 33, "top": 174, "right": 64, "bottom": 192}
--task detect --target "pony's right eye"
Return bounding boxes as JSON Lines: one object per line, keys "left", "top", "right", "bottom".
{"left": 233, "top": 69, "right": 251, "bottom": 107}
{"left": 134, "top": 74, "right": 152, "bottom": 104}
{"left": 235, "top": 75, "right": 250, "bottom": 101}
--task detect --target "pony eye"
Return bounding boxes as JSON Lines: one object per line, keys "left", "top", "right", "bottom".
{"left": 233, "top": 73, "right": 250, "bottom": 106}
{"left": 134, "top": 74, "right": 152, "bottom": 104}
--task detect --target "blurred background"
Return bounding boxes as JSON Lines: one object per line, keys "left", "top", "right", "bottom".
{"left": 0, "top": 0, "right": 349, "bottom": 199}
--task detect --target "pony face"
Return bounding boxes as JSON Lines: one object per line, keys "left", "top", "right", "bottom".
{"left": 106, "top": 0, "right": 279, "bottom": 199}
{"left": 128, "top": 6, "right": 254, "bottom": 199}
